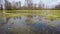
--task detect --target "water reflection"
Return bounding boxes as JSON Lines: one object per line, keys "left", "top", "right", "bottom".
{"left": 0, "top": 15, "right": 60, "bottom": 34}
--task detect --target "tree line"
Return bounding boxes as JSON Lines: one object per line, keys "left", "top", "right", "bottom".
{"left": 0, "top": 0, "right": 60, "bottom": 10}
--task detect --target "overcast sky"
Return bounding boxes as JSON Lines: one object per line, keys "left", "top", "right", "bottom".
{"left": 6, "top": 0, "right": 60, "bottom": 8}
{"left": 8, "top": 0, "right": 60, "bottom": 8}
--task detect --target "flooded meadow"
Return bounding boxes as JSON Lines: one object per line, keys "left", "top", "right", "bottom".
{"left": 0, "top": 10, "right": 60, "bottom": 34}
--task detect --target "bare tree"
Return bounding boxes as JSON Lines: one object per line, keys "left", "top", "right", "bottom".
{"left": 11, "top": 1, "right": 21, "bottom": 10}
{"left": 5, "top": 0, "right": 12, "bottom": 10}
{"left": 17, "top": 1, "right": 21, "bottom": 10}
{"left": 0, "top": 0, "right": 3, "bottom": 10}
{"left": 33, "top": 4, "right": 37, "bottom": 10}
{"left": 0, "top": 4, "right": 3, "bottom": 10}
{"left": 25, "top": 0, "right": 33, "bottom": 10}
{"left": 54, "top": 4, "right": 60, "bottom": 10}
{"left": 38, "top": 0, "right": 44, "bottom": 9}
{"left": 19, "top": 1, "right": 21, "bottom": 9}
{"left": 51, "top": 4, "right": 60, "bottom": 10}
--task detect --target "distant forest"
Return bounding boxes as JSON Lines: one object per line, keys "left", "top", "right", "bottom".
{"left": 0, "top": 0, "right": 60, "bottom": 10}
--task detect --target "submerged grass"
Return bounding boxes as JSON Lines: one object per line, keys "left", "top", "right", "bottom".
{"left": 1, "top": 10, "right": 60, "bottom": 20}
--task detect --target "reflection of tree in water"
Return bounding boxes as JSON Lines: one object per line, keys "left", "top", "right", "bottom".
{"left": 0, "top": 15, "right": 60, "bottom": 34}
{"left": 0, "top": 16, "right": 8, "bottom": 27}
{"left": 25, "top": 15, "right": 33, "bottom": 25}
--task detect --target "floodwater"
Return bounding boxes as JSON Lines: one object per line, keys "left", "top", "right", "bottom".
{"left": 0, "top": 10, "right": 60, "bottom": 34}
